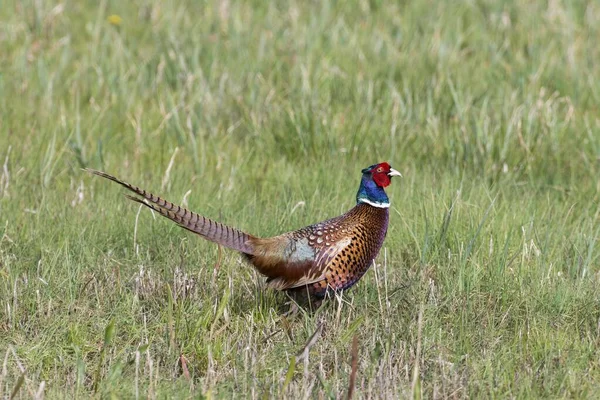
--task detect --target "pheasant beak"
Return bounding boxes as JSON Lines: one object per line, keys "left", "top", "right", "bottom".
{"left": 387, "top": 168, "right": 402, "bottom": 177}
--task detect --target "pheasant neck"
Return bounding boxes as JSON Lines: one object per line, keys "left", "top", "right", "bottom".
{"left": 356, "top": 176, "right": 390, "bottom": 208}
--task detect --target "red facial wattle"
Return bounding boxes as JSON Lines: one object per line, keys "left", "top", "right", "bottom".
{"left": 372, "top": 172, "right": 391, "bottom": 188}
{"left": 370, "top": 162, "right": 393, "bottom": 188}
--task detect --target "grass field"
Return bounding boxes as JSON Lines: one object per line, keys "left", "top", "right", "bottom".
{"left": 2, "top": 0, "right": 600, "bottom": 398}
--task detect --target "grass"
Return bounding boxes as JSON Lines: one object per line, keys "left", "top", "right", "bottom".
{"left": 1, "top": 0, "right": 600, "bottom": 397}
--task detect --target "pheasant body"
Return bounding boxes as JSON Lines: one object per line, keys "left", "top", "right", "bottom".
{"left": 88, "top": 162, "right": 400, "bottom": 298}
{"left": 297, "top": 204, "right": 388, "bottom": 296}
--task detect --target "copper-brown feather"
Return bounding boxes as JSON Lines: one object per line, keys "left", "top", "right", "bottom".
{"left": 87, "top": 168, "right": 394, "bottom": 298}
{"left": 250, "top": 205, "right": 389, "bottom": 294}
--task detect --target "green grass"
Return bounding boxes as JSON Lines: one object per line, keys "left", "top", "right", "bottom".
{"left": 1, "top": 0, "right": 600, "bottom": 397}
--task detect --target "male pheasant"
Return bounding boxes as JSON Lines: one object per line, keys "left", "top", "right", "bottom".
{"left": 87, "top": 162, "right": 401, "bottom": 298}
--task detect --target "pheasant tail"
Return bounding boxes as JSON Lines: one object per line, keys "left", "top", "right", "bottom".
{"left": 86, "top": 169, "right": 256, "bottom": 255}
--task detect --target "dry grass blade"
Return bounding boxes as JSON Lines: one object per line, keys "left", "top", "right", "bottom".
{"left": 411, "top": 304, "right": 424, "bottom": 399}
{"left": 347, "top": 334, "right": 359, "bottom": 400}
{"left": 212, "top": 244, "right": 223, "bottom": 285}
{"left": 9, "top": 373, "right": 25, "bottom": 400}
{"left": 180, "top": 354, "right": 191, "bottom": 381}
{"left": 34, "top": 381, "right": 45, "bottom": 399}
{"left": 161, "top": 146, "right": 179, "bottom": 191}
{"left": 280, "top": 315, "right": 295, "bottom": 341}
{"left": 0, "top": 348, "right": 9, "bottom": 398}
{"left": 296, "top": 322, "right": 324, "bottom": 362}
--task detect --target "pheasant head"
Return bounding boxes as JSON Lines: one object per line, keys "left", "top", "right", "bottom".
{"left": 356, "top": 162, "right": 402, "bottom": 208}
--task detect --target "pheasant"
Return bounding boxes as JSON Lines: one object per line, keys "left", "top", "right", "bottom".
{"left": 87, "top": 162, "right": 401, "bottom": 298}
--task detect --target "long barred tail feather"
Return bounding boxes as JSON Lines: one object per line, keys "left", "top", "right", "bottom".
{"left": 86, "top": 169, "right": 256, "bottom": 255}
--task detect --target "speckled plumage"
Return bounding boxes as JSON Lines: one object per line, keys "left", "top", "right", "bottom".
{"left": 87, "top": 162, "right": 400, "bottom": 299}
{"left": 251, "top": 203, "right": 389, "bottom": 297}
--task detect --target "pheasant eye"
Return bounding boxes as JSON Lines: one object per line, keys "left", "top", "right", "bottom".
{"left": 376, "top": 167, "right": 383, "bottom": 173}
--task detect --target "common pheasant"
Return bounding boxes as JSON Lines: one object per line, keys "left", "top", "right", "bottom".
{"left": 87, "top": 162, "right": 401, "bottom": 298}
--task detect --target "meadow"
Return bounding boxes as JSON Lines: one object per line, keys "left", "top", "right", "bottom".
{"left": 1, "top": 0, "right": 600, "bottom": 397}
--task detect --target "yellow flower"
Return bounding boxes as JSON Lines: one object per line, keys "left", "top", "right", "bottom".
{"left": 107, "top": 14, "right": 122, "bottom": 26}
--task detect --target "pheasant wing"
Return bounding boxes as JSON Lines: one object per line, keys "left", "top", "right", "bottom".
{"left": 277, "top": 236, "right": 351, "bottom": 290}
{"left": 249, "top": 217, "right": 354, "bottom": 291}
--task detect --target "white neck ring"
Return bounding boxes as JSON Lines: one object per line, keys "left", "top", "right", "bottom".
{"left": 358, "top": 198, "right": 390, "bottom": 208}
